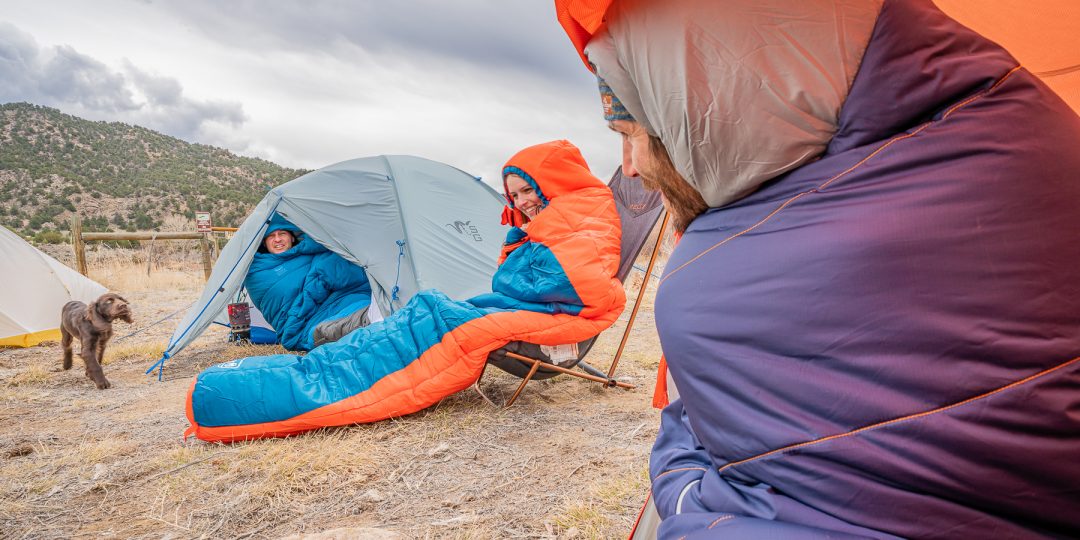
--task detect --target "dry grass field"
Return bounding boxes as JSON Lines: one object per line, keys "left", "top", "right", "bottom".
{"left": 0, "top": 243, "right": 668, "bottom": 539}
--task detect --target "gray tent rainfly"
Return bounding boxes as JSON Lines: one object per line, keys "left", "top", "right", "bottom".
{"left": 148, "top": 155, "right": 508, "bottom": 378}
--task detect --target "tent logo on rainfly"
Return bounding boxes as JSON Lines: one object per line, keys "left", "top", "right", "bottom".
{"left": 447, "top": 220, "right": 483, "bottom": 242}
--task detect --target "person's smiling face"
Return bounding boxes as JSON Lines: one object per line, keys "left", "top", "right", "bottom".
{"left": 264, "top": 230, "right": 295, "bottom": 254}
{"left": 506, "top": 174, "right": 544, "bottom": 219}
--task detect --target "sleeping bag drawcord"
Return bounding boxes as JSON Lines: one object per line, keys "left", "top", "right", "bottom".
{"left": 391, "top": 240, "right": 406, "bottom": 301}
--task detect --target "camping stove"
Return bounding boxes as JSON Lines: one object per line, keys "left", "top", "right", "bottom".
{"left": 227, "top": 303, "right": 251, "bottom": 344}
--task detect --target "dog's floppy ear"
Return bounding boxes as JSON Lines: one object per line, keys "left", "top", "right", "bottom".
{"left": 91, "top": 297, "right": 112, "bottom": 324}
{"left": 84, "top": 300, "right": 97, "bottom": 323}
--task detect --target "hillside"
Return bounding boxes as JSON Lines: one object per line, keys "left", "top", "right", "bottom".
{"left": 0, "top": 102, "right": 308, "bottom": 241}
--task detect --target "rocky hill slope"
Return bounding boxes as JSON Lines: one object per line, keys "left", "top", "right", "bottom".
{"left": 0, "top": 102, "right": 308, "bottom": 241}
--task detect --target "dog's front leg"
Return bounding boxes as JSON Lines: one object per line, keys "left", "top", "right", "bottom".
{"left": 97, "top": 339, "right": 108, "bottom": 367}
{"left": 61, "top": 327, "right": 74, "bottom": 370}
{"left": 81, "top": 337, "right": 111, "bottom": 389}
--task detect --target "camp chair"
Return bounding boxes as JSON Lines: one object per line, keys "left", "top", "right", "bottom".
{"left": 475, "top": 167, "right": 669, "bottom": 407}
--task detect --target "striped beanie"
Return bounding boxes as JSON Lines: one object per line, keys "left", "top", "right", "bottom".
{"left": 597, "top": 74, "right": 633, "bottom": 122}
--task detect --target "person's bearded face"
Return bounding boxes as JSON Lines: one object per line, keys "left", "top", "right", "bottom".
{"left": 609, "top": 120, "right": 708, "bottom": 233}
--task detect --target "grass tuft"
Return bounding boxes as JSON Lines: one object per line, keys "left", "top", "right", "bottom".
{"left": 102, "top": 341, "right": 166, "bottom": 365}
{"left": 6, "top": 364, "right": 51, "bottom": 386}
{"left": 554, "top": 468, "right": 649, "bottom": 538}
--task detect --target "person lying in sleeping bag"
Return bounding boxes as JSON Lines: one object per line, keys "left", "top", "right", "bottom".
{"left": 185, "top": 140, "right": 626, "bottom": 442}
{"left": 560, "top": 0, "right": 1080, "bottom": 537}
{"left": 243, "top": 214, "right": 372, "bottom": 351}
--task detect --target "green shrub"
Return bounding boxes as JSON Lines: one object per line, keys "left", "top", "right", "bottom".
{"left": 33, "top": 229, "right": 67, "bottom": 244}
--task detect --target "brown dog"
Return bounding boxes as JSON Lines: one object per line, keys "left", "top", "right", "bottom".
{"left": 60, "top": 293, "right": 133, "bottom": 389}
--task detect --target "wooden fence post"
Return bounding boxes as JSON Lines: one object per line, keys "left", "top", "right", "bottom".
{"left": 70, "top": 216, "right": 88, "bottom": 276}
{"left": 199, "top": 234, "right": 213, "bottom": 281}
{"left": 146, "top": 232, "right": 157, "bottom": 276}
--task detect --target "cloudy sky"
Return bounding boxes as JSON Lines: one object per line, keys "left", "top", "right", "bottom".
{"left": 0, "top": 0, "right": 620, "bottom": 186}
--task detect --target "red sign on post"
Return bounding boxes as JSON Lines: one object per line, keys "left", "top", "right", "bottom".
{"left": 195, "top": 211, "right": 212, "bottom": 233}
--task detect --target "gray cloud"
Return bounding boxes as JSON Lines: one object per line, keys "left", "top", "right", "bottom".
{"left": 122, "top": 61, "right": 246, "bottom": 141}
{"left": 153, "top": 1, "right": 593, "bottom": 85}
{"left": 0, "top": 23, "right": 44, "bottom": 102}
{"left": 125, "top": 60, "right": 183, "bottom": 106}
{"left": 0, "top": 21, "right": 247, "bottom": 142}
{"left": 39, "top": 45, "right": 139, "bottom": 112}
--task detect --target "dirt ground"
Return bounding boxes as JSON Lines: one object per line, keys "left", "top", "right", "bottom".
{"left": 0, "top": 248, "right": 667, "bottom": 539}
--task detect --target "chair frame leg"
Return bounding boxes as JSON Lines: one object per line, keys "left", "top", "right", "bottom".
{"left": 487, "top": 352, "right": 637, "bottom": 409}
{"left": 471, "top": 362, "right": 499, "bottom": 407}
{"left": 504, "top": 358, "right": 542, "bottom": 408}
{"left": 609, "top": 211, "right": 669, "bottom": 379}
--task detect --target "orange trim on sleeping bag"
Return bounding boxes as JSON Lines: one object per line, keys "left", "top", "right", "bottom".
{"left": 187, "top": 308, "right": 618, "bottom": 442}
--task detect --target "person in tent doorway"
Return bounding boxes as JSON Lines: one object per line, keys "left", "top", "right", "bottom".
{"left": 262, "top": 228, "right": 295, "bottom": 255}
{"left": 557, "top": 0, "right": 1080, "bottom": 538}
{"left": 243, "top": 214, "right": 373, "bottom": 351}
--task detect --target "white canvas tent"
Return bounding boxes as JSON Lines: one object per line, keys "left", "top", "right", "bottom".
{"left": 0, "top": 226, "right": 108, "bottom": 347}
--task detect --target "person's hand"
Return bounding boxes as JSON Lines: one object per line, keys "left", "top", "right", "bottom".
{"left": 499, "top": 226, "right": 529, "bottom": 263}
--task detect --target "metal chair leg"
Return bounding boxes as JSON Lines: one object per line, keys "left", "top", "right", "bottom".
{"left": 471, "top": 362, "right": 498, "bottom": 407}
{"left": 482, "top": 351, "right": 638, "bottom": 409}
{"left": 609, "top": 211, "right": 669, "bottom": 379}
{"left": 504, "top": 359, "right": 542, "bottom": 408}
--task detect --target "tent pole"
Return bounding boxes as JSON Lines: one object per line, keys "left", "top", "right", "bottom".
{"left": 608, "top": 211, "right": 669, "bottom": 379}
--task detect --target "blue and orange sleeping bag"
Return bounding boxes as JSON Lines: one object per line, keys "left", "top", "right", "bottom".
{"left": 185, "top": 140, "right": 625, "bottom": 442}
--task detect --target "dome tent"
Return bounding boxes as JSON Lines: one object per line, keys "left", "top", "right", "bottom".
{"left": 150, "top": 155, "right": 507, "bottom": 375}
{"left": 0, "top": 225, "right": 108, "bottom": 347}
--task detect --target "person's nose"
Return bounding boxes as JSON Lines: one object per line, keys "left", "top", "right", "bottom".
{"left": 621, "top": 137, "right": 639, "bottom": 177}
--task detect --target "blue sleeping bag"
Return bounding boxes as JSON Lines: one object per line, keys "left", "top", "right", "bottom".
{"left": 244, "top": 216, "right": 371, "bottom": 351}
